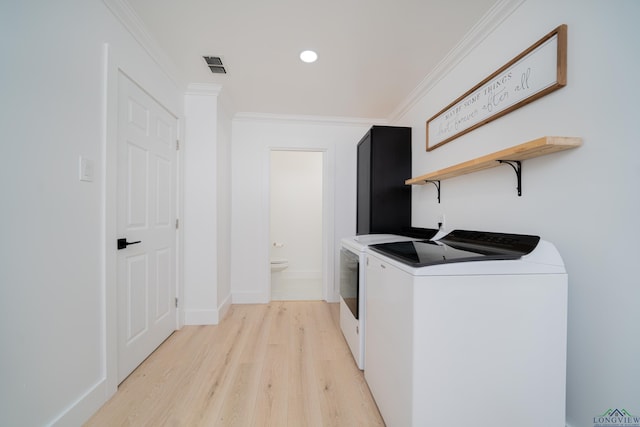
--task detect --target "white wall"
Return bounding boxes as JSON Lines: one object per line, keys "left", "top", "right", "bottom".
{"left": 0, "top": 0, "right": 184, "bottom": 425}
{"left": 394, "top": 1, "right": 640, "bottom": 425}
{"left": 231, "top": 117, "right": 371, "bottom": 303}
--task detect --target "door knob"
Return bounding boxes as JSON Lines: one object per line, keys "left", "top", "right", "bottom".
{"left": 117, "top": 238, "right": 142, "bottom": 250}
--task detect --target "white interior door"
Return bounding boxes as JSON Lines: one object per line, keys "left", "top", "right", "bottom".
{"left": 117, "top": 72, "right": 177, "bottom": 383}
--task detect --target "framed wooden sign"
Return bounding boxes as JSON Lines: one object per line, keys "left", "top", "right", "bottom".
{"left": 426, "top": 24, "right": 567, "bottom": 151}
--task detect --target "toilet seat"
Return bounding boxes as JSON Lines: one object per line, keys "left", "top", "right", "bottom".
{"left": 270, "top": 259, "right": 289, "bottom": 272}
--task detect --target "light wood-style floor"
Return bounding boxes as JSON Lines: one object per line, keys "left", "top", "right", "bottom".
{"left": 86, "top": 301, "right": 384, "bottom": 426}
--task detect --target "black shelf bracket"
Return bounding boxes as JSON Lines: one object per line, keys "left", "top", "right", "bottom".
{"left": 498, "top": 160, "right": 522, "bottom": 196}
{"left": 424, "top": 180, "right": 441, "bottom": 203}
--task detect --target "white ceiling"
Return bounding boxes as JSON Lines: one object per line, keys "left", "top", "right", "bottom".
{"left": 126, "top": 0, "right": 500, "bottom": 119}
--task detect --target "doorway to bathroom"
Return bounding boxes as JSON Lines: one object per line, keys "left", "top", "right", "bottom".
{"left": 270, "top": 150, "right": 323, "bottom": 300}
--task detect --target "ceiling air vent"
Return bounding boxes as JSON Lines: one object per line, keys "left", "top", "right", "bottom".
{"left": 203, "top": 56, "right": 226, "bottom": 74}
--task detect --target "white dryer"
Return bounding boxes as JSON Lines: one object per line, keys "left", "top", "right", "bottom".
{"left": 339, "top": 228, "right": 440, "bottom": 369}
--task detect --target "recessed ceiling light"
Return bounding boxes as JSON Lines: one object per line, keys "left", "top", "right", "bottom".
{"left": 300, "top": 50, "right": 318, "bottom": 63}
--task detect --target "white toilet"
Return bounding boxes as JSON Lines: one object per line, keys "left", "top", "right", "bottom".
{"left": 270, "top": 259, "right": 289, "bottom": 300}
{"left": 270, "top": 259, "right": 289, "bottom": 272}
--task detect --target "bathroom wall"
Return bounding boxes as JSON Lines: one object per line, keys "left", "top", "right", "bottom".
{"left": 270, "top": 150, "right": 323, "bottom": 300}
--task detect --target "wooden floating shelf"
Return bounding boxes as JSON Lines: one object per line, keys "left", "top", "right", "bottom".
{"left": 405, "top": 136, "right": 582, "bottom": 185}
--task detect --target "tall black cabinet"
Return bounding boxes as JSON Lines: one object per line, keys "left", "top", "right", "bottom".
{"left": 357, "top": 126, "right": 412, "bottom": 235}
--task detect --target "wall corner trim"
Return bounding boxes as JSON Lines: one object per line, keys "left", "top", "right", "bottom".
{"left": 217, "top": 293, "right": 232, "bottom": 322}
{"left": 101, "top": 0, "right": 185, "bottom": 90}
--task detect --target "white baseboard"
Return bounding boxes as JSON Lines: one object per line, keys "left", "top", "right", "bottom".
{"left": 184, "top": 309, "right": 219, "bottom": 325}
{"left": 183, "top": 293, "right": 233, "bottom": 325}
{"left": 325, "top": 294, "right": 340, "bottom": 303}
{"left": 231, "top": 290, "right": 269, "bottom": 304}
{"left": 271, "top": 278, "right": 323, "bottom": 301}
{"left": 280, "top": 270, "right": 322, "bottom": 280}
{"left": 50, "top": 378, "right": 109, "bottom": 427}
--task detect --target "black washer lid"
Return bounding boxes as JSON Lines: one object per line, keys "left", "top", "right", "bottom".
{"left": 439, "top": 230, "right": 540, "bottom": 256}
{"left": 369, "top": 230, "right": 540, "bottom": 267}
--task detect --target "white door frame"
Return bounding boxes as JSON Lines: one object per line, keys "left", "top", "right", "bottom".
{"left": 266, "top": 146, "right": 336, "bottom": 302}
{"left": 103, "top": 43, "right": 184, "bottom": 396}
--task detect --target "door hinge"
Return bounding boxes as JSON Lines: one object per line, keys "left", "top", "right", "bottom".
{"left": 175, "top": 297, "right": 178, "bottom": 308}
{"left": 175, "top": 218, "right": 179, "bottom": 229}
{"left": 176, "top": 140, "right": 180, "bottom": 150}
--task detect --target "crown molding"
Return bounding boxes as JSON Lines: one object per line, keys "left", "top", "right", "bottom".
{"left": 102, "top": 0, "right": 185, "bottom": 90}
{"left": 233, "top": 112, "right": 387, "bottom": 127}
{"left": 388, "top": 0, "right": 525, "bottom": 123}
{"left": 185, "top": 83, "right": 223, "bottom": 97}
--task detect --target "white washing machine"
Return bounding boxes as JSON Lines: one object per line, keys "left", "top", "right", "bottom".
{"left": 364, "top": 230, "right": 568, "bottom": 427}
{"left": 339, "top": 228, "right": 441, "bottom": 369}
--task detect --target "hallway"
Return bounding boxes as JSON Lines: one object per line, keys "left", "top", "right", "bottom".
{"left": 86, "top": 302, "right": 383, "bottom": 426}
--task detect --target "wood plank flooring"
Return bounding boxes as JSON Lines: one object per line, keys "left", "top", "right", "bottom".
{"left": 86, "top": 301, "right": 384, "bottom": 427}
